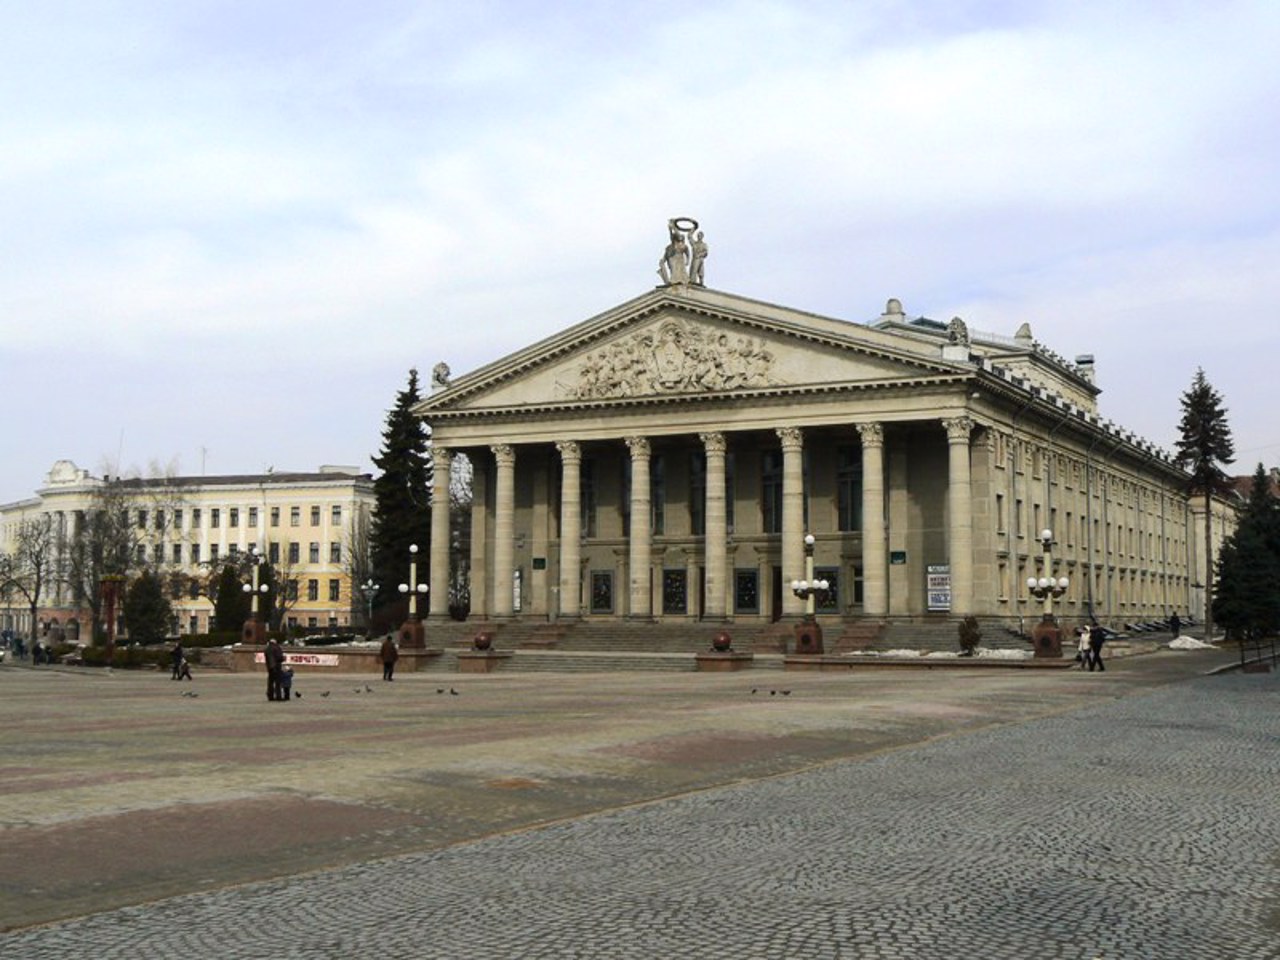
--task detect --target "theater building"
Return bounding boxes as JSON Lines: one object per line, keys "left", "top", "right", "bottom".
{"left": 415, "top": 222, "right": 1198, "bottom": 635}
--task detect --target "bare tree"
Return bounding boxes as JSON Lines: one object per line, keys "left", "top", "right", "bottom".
{"left": 64, "top": 478, "right": 142, "bottom": 644}
{"left": 0, "top": 514, "right": 58, "bottom": 643}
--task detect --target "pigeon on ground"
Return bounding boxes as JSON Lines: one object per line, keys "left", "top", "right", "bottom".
{"left": 449, "top": 688, "right": 459, "bottom": 696}
{"left": 770, "top": 690, "right": 777, "bottom": 696}
{"left": 750, "top": 688, "right": 758, "bottom": 694}
{"left": 320, "top": 691, "right": 330, "bottom": 698}
{"left": 781, "top": 690, "right": 791, "bottom": 696}
{"left": 437, "top": 688, "right": 445, "bottom": 694}
{"left": 365, "top": 685, "right": 374, "bottom": 693}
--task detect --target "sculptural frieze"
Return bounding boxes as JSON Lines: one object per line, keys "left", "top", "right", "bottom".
{"left": 562, "top": 318, "right": 777, "bottom": 400}
{"left": 658, "top": 217, "right": 707, "bottom": 286}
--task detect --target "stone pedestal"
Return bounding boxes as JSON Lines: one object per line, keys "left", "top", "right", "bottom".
{"left": 793, "top": 620, "right": 825, "bottom": 655}
{"left": 241, "top": 619, "right": 266, "bottom": 645}
{"left": 457, "top": 650, "right": 513, "bottom": 673}
{"left": 1031, "top": 617, "right": 1063, "bottom": 658}
{"left": 695, "top": 651, "right": 754, "bottom": 672}
{"left": 399, "top": 619, "right": 425, "bottom": 650}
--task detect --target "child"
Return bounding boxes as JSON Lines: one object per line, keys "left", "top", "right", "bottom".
{"left": 280, "top": 665, "right": 294, "bottom": 700}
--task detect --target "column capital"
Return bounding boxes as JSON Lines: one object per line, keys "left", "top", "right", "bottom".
{"left": 433, "top": 446, "right": 453, "bottom": 468}
{"left": 942, "top": 417, "right": 974, "bottom": 443}
{"left": 554, "top": 439, "right": 581, "bottom": 463}
{"left": 776, "top": 426, "right": 803, "bottom": 451}
{"left": 491, "top": 443, "right": 515, "bottom": 466}
{"left": 699, "top": 431, "right": 726, "bottom": 455}
{"left": 625, "top": 436, "right": 651, "bottom": 459}
{"left": 855, "top": 422, "right": 884, "bottom": 448}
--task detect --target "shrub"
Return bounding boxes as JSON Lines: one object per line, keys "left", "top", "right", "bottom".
{"left": 958, "top": 616, "right": 982, "bottom": 656}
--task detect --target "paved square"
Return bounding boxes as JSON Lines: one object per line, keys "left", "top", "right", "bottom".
{"left": 2, "top": 650, "right": 1277, "bottom": 957}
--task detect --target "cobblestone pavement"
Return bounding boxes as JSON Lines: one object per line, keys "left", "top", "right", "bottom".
{"left": 3, "top": 658, "right": 1277, "bottom": 959}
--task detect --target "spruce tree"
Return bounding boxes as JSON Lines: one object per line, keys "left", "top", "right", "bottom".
{"left": 1213, "top": 465, "right": 1280, "bottom": 645}
{"left": 1174, "top": 368, "right": 1235, "bottom": 643}
{"left": 122, "top": 570, "right": 173, "bottom": 644}
{"left": 370, "top": 368, "right": 433, "bottom": 622}
{"left": 213, "top": 564, "right": 249, "bottom": 633}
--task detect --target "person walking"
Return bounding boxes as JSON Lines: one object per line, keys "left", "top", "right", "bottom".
{"left": 1077, "top": 626, "right": 1092, "bottom": 670}
{"left": 170, "top": 641, "right": 186, "bottom": 681}
{"left": 1170, "top": 612, "right": 1182, "bottom": 638}
{"left": 265, "top": 636, "right": 286, "bottom": 701}
{"left": 380, "top": 635, "right": 399, "bottom": 682}
{"left": 1088, "top": 625, "right": 1106, "bottom": 672}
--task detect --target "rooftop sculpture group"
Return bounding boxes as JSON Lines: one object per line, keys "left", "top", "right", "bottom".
{"left": 658, "top": 217, "right": 707, "bottom": 286}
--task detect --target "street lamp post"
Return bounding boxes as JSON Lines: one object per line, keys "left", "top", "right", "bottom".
{"left": 360, "top": 578, "right": 379, "bottom": 637}
{"left": 790, "top": 533, "right": 831, "bottom": 654}
{"left": 241, "top": 545, "right": 270, "bottom": 644}
{"left": 397, "top": 544, "right": 428, "bottom": 649}
{"left": 1027, "top": 528, "right": 1069, "bottom": 658}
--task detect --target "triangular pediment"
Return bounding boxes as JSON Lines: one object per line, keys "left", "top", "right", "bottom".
{"left": 418, "top": 287, "right": 960, "bottom": 417}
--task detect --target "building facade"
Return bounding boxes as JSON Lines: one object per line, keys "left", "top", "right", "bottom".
{"left": 416, "top": 224, "right": 1207, "bottom": 632}
{"left": 1, "top": 463, "right": 374, "bottom": 641}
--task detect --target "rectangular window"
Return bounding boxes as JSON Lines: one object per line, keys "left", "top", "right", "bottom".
{"left": 310, "top": 506, "right": 321, "bottom": 526}
{"left": 271, "top": 507, "right": 280, "bottom": 527}
{"left": 137, "top": 509, "right": 148, "bottom": 529}
{"left": 996, "top": 494, "right": 1007, "bottom": 536}
{"left": 153, "top": 544, "right": 163, "bottom": 564}
{"left": 188, "top": 581, "right": 200, "bottom": 601}
{"left": 286, "top": 580, "right": 298, "bottom": 601}
{"left": 836, "top": 446, "right": 862, "bottom": 532}
{"left": 329, "top": 542, "right": 341, "bottom": 564}
{"left": 761, "top": 450, "right": 783, "bottom": 534}
{"left": 155, "top": 509, "right": 165, "bottom": 531}
{"left": 309, "top": 542, "right": 320, "bottom": 564}
{"left": 290, "top": 506, "right": 301, "bottom": 527}
{"left": 210, "top": 544, "right": 220, "bottom": 562}
{"left": 211, "top": 508, "right": 221, "bottom": 529}
{"left": 288, "top": 542, "right": 300, "bottom": 564}
{"left": 308, "top": 617, "right": 318, "bottom": 628}
{"left": 192, "top": 507, "right": 202, "bottom": 527}
{"left": 689, "top": 453, "right": 706, "bottom": 536}
{"left": 651, "top": 454, "right": 666, "bottom": 535}
{"left": 734, "top": 569, "right": 759, "bottom": 614}
{"left": 580, "top": 459, "right": 597, "bottom": 538}
{"left": 229, "top": 507, "right": 239, "bottom": 528}
{"left": 229, "top": 544, "right": 240, "bottom": 559}
{"left": 331, "top": 505, "right": 342, "bottom": 525}
{"left": 307, "top": 579, "right": 319, "bottom": 601}
{"left": 174, "top": 509, "right": 183, "bottom": 529}
{"left": 172, "top": 543, "right": 182, "bottom": 563}
{"left": 248, "top": 507, "right": 258, "bottom": 528}
{"left": 328, "top": 579, "right": 340, "bottom": 602}
{"left": 191, "top": 543, "right": 201, "bottom": 563}
{"left": 269, "top": 541, "right": 280, "bottom": 564}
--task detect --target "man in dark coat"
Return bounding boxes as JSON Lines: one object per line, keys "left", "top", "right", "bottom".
{"left": 380, "top": 636, "right": 399, "bottom": 681}
{"left": 265, "top": 637, "right": 286, "bottom": 701}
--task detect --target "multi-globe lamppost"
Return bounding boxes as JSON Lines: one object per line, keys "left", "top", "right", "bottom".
{"left": 360, "top": 578, "right": 379, "bottom": 637}
{"left": 398, "top": 543, "right": 428, "bottom": 649}
{"left": 241, "top": 544, "right": 270, "bottom": 644}
{"left": 790, "top": 533, "right": 831, "bottom": 654}
{"left": 1027, "top": 528, "right": 1069, "bottom": 657}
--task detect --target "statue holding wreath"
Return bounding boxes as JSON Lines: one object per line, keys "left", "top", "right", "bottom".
{"left": 658, "top": 217, "right": 706, "bottom": 286}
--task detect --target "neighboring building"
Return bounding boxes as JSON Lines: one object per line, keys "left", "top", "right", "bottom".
{"left": 414, "top": 220, "right": 1219, "bottom": 632}
{"left": 0, "top": 462, "right": 374, "bottom": 641}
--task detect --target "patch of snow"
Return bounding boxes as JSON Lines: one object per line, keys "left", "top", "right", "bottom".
{"left": 1169, "top": 636, "right": 1217, "bottom": 650}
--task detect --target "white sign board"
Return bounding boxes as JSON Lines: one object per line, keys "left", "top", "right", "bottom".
{"left": 254, "top": 651, "right": 341, "bottom": 667}
{"left": 926, "top": 564, "right": 952, "bottom": 612}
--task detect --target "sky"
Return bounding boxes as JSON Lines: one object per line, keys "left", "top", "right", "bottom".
{"left": 3, "top": 0, "right": 1279, "bottom": 505}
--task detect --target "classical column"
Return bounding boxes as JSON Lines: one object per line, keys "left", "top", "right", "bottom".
{"left": 943, "top": 417, "right": 974, "bottom": 617}
{"left": 778, "top": 427, "right": 806, "bottom": 618}
{"left": 492, "top": 444, "right": 516, "bottom": 618}
{"left": 626, "top": 436, "right": 653, "bottom": 619}
{"left": 428, "top": 447, "right": 452, "bottom": 619}
{"left": 700, "top": 431, "right": 728, "bottom": 620}
{"left": 857, "top": 422, "right": 888, "bottom": 617}
{"left": 556, "top": 440, "right": 582, "bottom": 619}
